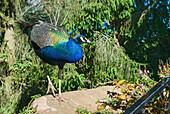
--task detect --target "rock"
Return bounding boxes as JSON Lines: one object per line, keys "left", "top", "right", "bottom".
{"left": 32, "top": 96, "right": 57, "bottom": 113}
{"left": 31, "top": 86, "right": 117, "bottom": 114}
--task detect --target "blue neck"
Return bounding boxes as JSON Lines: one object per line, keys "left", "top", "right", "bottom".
{"left": 35, "top": 38, "right": 83, "bottom": 65}
{"left": 66, "top": 39, "right": 83, "bottom": 63}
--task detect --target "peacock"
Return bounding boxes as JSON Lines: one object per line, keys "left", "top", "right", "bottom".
{"left": 30, "top": 21, "right": 91, "bottom": 101}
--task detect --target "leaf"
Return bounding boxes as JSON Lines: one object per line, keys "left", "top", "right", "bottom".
{"left": 136, "top": 79, "right": 139, "bottom": 85}
{"left": 153, "top": 101, "right": 158, "bottom": 105}
{"left": 118, "top": 80, "right": 126, "bottom": 85}
{"left": 124, "top": 40, "right": 128, "bottom": 45}
{"left": 121, "top": 87, "right": 127, "bottom": 93}
{"left": 116, "top": 82, "right": 120, "bottom": 87}
{"left": 112, "top": 80, "right": 117, "bottom": 85}
{"left": 118, "top": 94, "right": 126, "bottom": 100}
{"left": 138, "top": 91, "right": 142, "bottom": 94}
{"left": 144, "top": 43, "right": 149, "bottom": 48}
{"left": 107, "top": 98, "right": 112, "bottom": 102}
{"left": 127, "top": 90, "right": 133, "bottom": 94}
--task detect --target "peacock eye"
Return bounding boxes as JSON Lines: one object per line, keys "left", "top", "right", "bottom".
{"left": 80, "top": 36, "right": 86, "bottom": 42}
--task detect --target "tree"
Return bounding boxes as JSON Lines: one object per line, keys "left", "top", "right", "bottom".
{"left": 64, "top": 0, "right": 169, "bottom": 80}
{"left": 123, "top": 0, "right": 170, "bottom": 80}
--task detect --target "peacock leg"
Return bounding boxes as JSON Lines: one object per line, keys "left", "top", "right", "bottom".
{"left": 58, "top": 69, "right": 62, "bottom": 99}
{"left": 58, "top": 68, "right": 68, "bottom": 102}
{"left": 43, "top": 63, "right": 57, "bottom": 97}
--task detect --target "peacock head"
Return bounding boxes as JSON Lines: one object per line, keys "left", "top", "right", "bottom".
{"left": 69, "top": 28, "right": 91, "bottom": 44}
{"left": 75, "top": 35, "right": 91, "bottom": 44}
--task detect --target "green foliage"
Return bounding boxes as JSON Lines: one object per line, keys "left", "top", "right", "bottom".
{"left": 0, "top": 0, "right": 16, "bottom": 43}
{"left": 0, "top": 30, "right": 44, "bottom": 113}
{"left": 0, "top": 52, "right": 8, "bottom": 77}
{"left": 64, "top": 0, "right": 135, "bottom": 39}
{"left": 158, "top": 59, "right": 170, "bottom": 79}
{"left": 18, "top": 94, "right": 41, "bottom": 114}
{"left": 2, "top": 1, "right": 85, "bottom": 110}
{"left": 0, "top": 24, "right": 87, "bottom": 113}
{"left": 63, "top": 0, "right": 170, "bottom": 82}
{"left": 97, "top": 79, "right": 170, "bottom": 113}
{"left": 146, "top": 87, "right": 170, "bottom": 113}
{"left": 124, "top": 0, "right": 170, "bottom": 80}
{"left": 113, "top": 79, "right": 148, "bottom": 108}
{"left": 49, "top": 64, "right": 85, "bottom": 92}
{"left": 0, "top": 92, "right": 21, "bottom": 114}
{"left": 61, "top": 0, "right": 154, "bottom": 87}
{"left": 76, "top": 108, "right": 92, "bottom": 114}
{"left": 76, "top": 32, "right": 152, "bottom": 88}
{"left": 1, "top": 0, "right": 169, "bottom": 113}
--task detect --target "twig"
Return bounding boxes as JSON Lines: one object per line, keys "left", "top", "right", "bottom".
{"left": 93, "top": 30, "right": 112, "bottom": 43}
{"left": 60, "top": 9, "right": 70, "bottom": 26}
{"left": 55, "top": 0, "right": 61, "bottom": 26}
{"left": 138, "top": 0, "right": 157, "bottom": 22}
{"left": 22, "top": 1, "right": 42, "bottom": 17}
{"left": 44, "top": 9, "right": 53, "bottom": 23}
{"left": 55, "top": 8, "right": 61, "bottom": 26}
{"left": 164, "top": 91, "right": 169, "bottom": 113}
{"left": 138, "top": 9, "right": 149, "bottom": 22}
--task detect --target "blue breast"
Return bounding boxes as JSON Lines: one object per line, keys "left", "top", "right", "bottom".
{"left": 35, "top": 39, "right": 83, "bottom": 65}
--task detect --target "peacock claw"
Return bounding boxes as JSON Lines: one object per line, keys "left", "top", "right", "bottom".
{"left": 46, "top": 79, "right": 57, "bottom": 97}
{"left": 58, "top": 97, "right": 69, "bottom": 103}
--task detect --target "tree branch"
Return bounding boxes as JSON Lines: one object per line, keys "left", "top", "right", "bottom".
{"left": 138, "top": 0, "right": 157, "bottom": 22}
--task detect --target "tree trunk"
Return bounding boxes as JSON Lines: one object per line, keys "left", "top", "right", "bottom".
{"left": 4, "top": 27, "right": 15, "bottom": 98}
{"left": 4, "top": 27, "right": 15, "bottom": 64}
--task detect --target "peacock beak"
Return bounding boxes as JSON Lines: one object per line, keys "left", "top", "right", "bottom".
{"left": 86, "top": 38, "right": 92, "bottom": 43}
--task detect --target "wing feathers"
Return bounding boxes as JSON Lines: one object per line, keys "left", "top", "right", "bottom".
{"left": 31, "top": 21, "right": 69, "bottom": 48}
